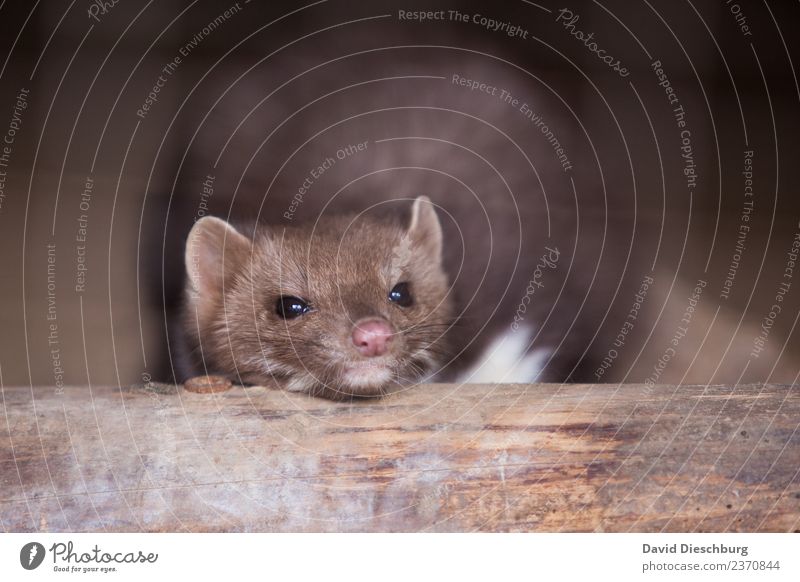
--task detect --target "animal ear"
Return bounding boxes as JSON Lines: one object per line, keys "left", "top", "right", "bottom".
{"left": 185, "top": 216, "right": 251, "bottom": 296}
{"left": 406, "top": 196, "right": 443, "bottom": 264}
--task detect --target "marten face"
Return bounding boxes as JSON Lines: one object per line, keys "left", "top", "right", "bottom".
{"left": 183, "top": 197, "right": 453, "bottom": 399}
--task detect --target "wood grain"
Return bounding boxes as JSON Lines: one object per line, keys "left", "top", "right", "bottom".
{"left": 1, "top": 383, "right": 798, "bottom": 532}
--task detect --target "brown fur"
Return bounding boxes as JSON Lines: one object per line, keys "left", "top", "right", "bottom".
{"left": 182, "top": 198, "right": 453, "bottom": 399}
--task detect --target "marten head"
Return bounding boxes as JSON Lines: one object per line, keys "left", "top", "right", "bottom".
{"left": 182, "top": 197, "right": 454, "bottom": 399}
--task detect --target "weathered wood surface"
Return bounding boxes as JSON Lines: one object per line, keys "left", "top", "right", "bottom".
{"left": 1, "top": 383, "right": 798, "bottom": 532}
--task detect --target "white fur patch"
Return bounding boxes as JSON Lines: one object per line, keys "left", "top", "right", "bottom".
{"left": 455, "top": 326, "right": 549, "bottom": 384}
{"left": 285, "top": 373, "right": 316, "bottom": 393}
{"left": 342, "top": 363, "right": 394, "bottom": 389}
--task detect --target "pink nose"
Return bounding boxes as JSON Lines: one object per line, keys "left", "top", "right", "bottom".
{"left": 351, "top": 318, "right": 394, "bottom": 357}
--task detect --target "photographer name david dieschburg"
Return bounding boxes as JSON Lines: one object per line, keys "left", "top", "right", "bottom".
{"left": 49, "top": 541, "right": 158, "bottom": 569}
{"left": 643, "top": 543, "right": 749, "bottom": 557}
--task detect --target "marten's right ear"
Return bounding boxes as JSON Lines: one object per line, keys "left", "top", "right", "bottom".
{"left": 185, "top": 217, "right": 251, "bottom": 296}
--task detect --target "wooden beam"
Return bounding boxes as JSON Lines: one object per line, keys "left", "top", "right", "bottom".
{"left": 1, "top": 383, "right": 798, "bottom": 532}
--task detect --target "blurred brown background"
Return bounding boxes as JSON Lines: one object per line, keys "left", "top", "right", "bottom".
{"left": 0, "top": 0, "right": 798, "bottom": 388}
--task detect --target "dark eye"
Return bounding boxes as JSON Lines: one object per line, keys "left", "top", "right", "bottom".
{"left": 275, "top": 296, "right": 311, "bottom": 319}
{"left": 388, "top": 282, "right": 413, "bottom": 307}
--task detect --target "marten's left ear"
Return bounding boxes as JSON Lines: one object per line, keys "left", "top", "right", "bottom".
{"left": 406, "top": 196, "right": 443, "bottom": 264}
